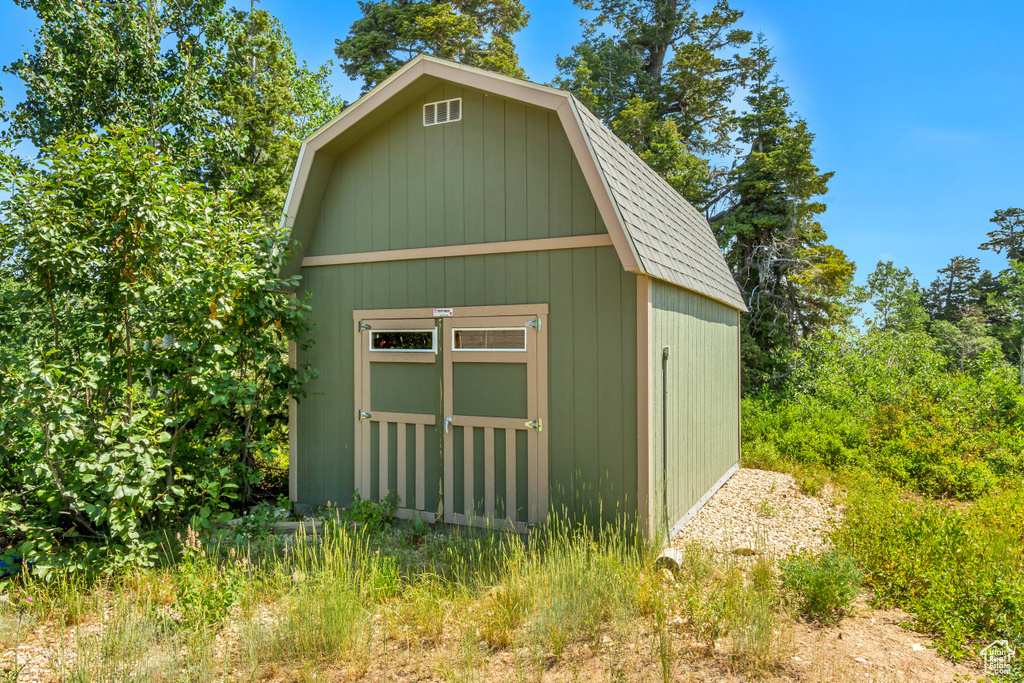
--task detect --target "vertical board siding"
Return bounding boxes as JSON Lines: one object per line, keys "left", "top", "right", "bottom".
{"left": 650, "top": 281, "right": 740, "bottom": 530}
{"left": 306, "top": 90, "right": 606, "bottom": 258}
{"left": 296, "top": 248, "right": 637, "bottom": 521}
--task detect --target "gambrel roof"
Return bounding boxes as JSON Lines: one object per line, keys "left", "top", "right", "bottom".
{"left": 281, "top": 55, "right": 747, "bottom": 311}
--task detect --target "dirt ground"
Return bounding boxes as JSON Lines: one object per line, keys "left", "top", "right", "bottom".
{"left": 4, "top": 593, "right": 992, "bottom": 683}
{"left": 2, "top": 469, "right": 995, "bottom": 681}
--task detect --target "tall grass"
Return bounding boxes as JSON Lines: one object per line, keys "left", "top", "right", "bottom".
{"left": 3, "top": 511, "right": 794, "bottom": 680}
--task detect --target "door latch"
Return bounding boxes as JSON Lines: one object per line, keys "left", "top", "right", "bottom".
{"left": 525, "top": 317, "right": 542, "bottom": 331}
{"left": 358, "top": 321, "right": 372, "bottom": 331}
{"left": 444, "top": 416, "right": 453, "bottom": 433}
{"left": 359, "top": 411, "right": 372, "bottom": 420}
{"left": 525, "top": 419, "right": 542, "bottom": 431}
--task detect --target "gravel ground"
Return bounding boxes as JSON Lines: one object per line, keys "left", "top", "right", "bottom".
{"left": 671, "top": 467, "right": 842, "bottom": 560}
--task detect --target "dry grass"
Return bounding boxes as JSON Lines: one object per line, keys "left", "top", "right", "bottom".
{"left": 2, "top": 516, "right": 801, "bottom": 682}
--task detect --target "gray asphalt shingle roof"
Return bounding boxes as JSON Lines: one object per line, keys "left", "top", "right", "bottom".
{"left": 572, "top": 97, "right": 748, "bottom": 311}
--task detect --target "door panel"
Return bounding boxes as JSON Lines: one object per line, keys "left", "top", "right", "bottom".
{"left": 355, "top": 317, "right": 441, "bottom": 519}
{"left": 443, "top": 312, "right": 548, "bottom": 532}
{"left": 452, "top": 363, "right": 529, "bottom": 418}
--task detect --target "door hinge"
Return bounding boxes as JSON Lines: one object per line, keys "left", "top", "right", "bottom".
{"left": 359, "top": 411, "right": 372, "bottom": 420}
{"left": 525, "top": 419, "right": 542, "bottom": 431}
{"left": 525, "top": 317, "right": 542, "bottom": 331}
{"left": 358, "top": 321, "right": 371, "bottom": 331}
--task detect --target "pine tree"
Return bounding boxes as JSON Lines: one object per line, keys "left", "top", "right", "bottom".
{"left": 555, "top": 0, "right": 751, "bottom": 209}
{"left": 923, "top": 255, "right": 980, "bottom": 322}
{"left": 713, "top": 37, "right": 853, "bottom": 389}
{"left": 980, "top": 207, "right": 1024, "bottom": 262}
{"left": 335, "top": 0, "right": 530, "bottom": 93}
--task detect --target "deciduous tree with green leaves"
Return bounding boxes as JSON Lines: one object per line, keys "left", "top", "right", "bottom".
{"left": 335, "top": 0, "right": 530, "bottom": 93}
{"left": 0, "top": 129, "right": 314, "bottom": 574}
{"left": 203, "top": 7, "right": 343, "bottom": 220}
{"left": 5, "top": 0, "right": 223, "bottom": 153}
{"left": 857, "top": 261, "right": 928, "bottom": 333}
{"left": 6, "top": 0, "right": 341, "bottom": 220}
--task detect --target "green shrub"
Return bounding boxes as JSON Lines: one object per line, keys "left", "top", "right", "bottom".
{"left": 743, "top": 329, "right": 1024, "bottom": 499}
{"left": 0, "top": 130, "right": 315, "bottom": 575}
{"left": 340, "top": 490, "right": 400, "bottom": 532}
{"left": 835, "top": 481, "right": 1024, "bottom": 659}
{"left": 780, "top": 550, "right": 862, "bottom": 625}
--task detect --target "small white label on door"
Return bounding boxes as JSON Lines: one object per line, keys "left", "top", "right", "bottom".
{"left": 432, "top": 307, "right": 454, "bottom": 317}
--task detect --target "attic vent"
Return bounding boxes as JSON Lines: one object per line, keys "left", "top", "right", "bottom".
{"left": 423, "top": 98, "right": 462, "bottom": 126}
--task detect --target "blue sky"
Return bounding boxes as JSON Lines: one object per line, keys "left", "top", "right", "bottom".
{"left": 2, "top": 0, "right": 1021, "bottom": 287}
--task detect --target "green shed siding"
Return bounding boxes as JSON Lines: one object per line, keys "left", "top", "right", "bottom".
{"left": 296, "top": 247, "right": 638, "bottom": 521}
{"left": 650, "top": 280, "right": 740, "bottom": 532}
{"left": 305, "top": 84, "right": 606, "bottom": 259}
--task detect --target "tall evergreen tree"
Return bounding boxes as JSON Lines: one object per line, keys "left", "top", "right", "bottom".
{"left": 980, "top": 207, "right": 1024, "bottom": 262}
{"left": 713, "top": 37, "right": 853, "bottom": 388}
{"left": 555, "top": 0, "right": 751, "bottom": 209}
{"left": 335, "top": 0, "right": 530, "bottom": 93}
{"left": 923, "top": 255, "right": 980, "bottom": 322}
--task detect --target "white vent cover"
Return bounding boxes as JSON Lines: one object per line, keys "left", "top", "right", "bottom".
{"left": 423, "top": 98, "right": 462, "bottom": 126}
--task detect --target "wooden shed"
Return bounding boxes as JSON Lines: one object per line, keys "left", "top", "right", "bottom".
{"left": 281, "top": 55, "right": 747, "bottom": 537}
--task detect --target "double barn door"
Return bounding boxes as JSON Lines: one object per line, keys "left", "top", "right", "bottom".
{"left": 354, "top": 306, "right": 548, "bottom": 532}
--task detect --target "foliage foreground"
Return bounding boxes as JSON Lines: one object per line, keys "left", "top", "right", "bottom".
{"left": 743, "top": 329, "right": 1024, "bottom": 662}
{"left": 0, "top": 515, "right": 799, "bottom": 682}
{"left": 0, "top": 129, "right": 313, "bottom": 574}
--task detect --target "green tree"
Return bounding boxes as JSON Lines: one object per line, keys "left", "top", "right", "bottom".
{"left": 203, "top": 8, "right": 343, "bottom": 219}
{"left": 713, "top": 38, "right": 853, "bottom": 389}
{"left": 991, "top": 261, "right": 1024, "bottom": 386}
{"left": 5, "top": 0, "right": 223, "bottom": 153}
{"left": 980, "top": 207, "right": 1024, "bottom": 262}
{"left": 924, "top": 255, "right": 980, "bottom": 322}
{"left": 0, "top": 129, "right": 313, "bottom": 573}
{"left": 335, "top": 0, "right": 530, "bottom": 93}
{"left": 555, "top": 0, "right": 751, "bottom": 209}
{"left": 857, "top": 261, "right": 928, "bottom": 332}
{"left": 930, "top": 305, "right": 1000, "bottom": 373}
{"left": 6, "top": 1, "right": 341, "bottom": 220}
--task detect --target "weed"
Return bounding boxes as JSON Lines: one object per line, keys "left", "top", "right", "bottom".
{"left": 65, "top": 591, "right": 187, "bottom": 683}
{"left": 0, "top": 596, "right": 36, "bottom": 651}
{"left": 174, "top": 526, "right": 250, "bottom": 628}
{"left": 525, "top": 515, "right": 647, "bottom": 655}
{"left": 341, "top": 489, "right": 400, "bottom": 532}
{"left": 393, "top": 576, "right": 464, "bottom": 645}
{"left": 793, "top": 466, "right": 829, "bottom": 497}
{"left": 780, "top": 550, "right": 862, "bottom": 625}
{"left": 756, "top": 499, "right": 776, "bottom": 518}
{"left": 232, "top": 500, "right": 291, "bottom": 541}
